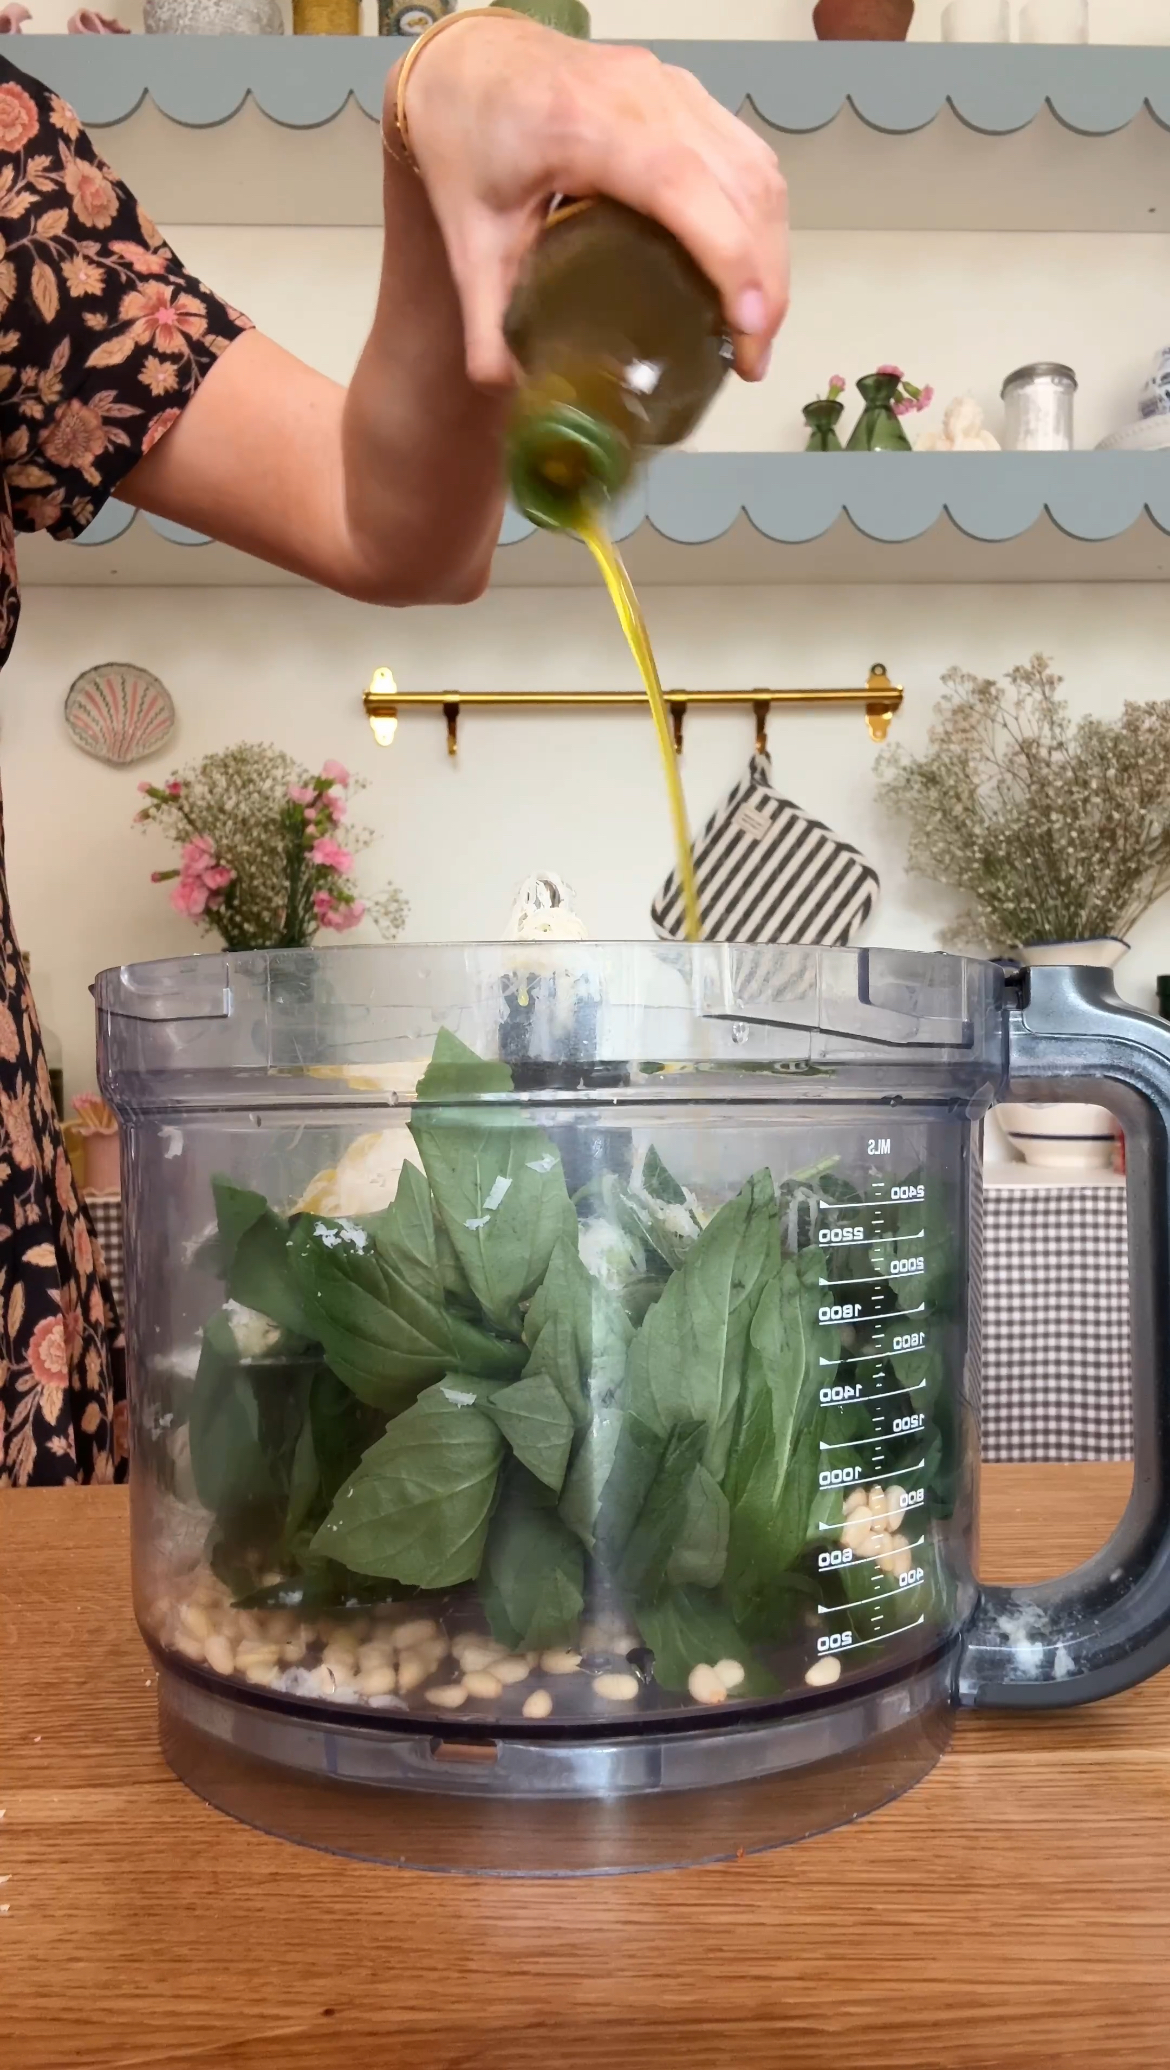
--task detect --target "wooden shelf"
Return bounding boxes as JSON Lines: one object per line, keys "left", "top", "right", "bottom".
{"left": 17, "top": 454, "right": 1170, "bottom": 589}
{"left": 10, "top": 38, "right": 1170, "bottom": 230}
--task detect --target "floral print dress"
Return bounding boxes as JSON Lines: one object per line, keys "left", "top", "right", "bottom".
{"left": 0, "top": 59, "right": 250, "bottom": 1485}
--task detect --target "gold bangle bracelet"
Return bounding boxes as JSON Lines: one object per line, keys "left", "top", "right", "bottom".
{"left": 383, "top": 8, "right": 529, "bottom": 175}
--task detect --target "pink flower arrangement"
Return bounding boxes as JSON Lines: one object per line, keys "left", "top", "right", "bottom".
{"left": 136, "top": 743, "right": 406, "bottom": 952}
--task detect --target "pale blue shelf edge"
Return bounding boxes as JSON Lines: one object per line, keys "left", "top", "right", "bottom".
{"left": 76, "top": 454, "right": 1170, "bottom": 556}
{"left": 8, "top": 37, "right": 1170, "bottom": 137}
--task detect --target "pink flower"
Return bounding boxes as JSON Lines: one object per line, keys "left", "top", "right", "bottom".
{"left": 891, "top": 399, "right": 913, "bottom": 417}
{"left": 309, "top": 836, "right": 353, "bottom": 873}
{"left": 829, "top": 374, "right": 846, "bottom": 391}
{"left": 170, "top": 875, "right": 212, "bottom": 918}
{"left": 321, "top": 786, "right": 347, "bottom": 824}
{"left": 137, "top": 780, "right": 152, "bottom": 794}
{"left": 165, "top": 779, "right": 182, "bottom": 797}
{"left": 321, "top": 760, "right": 350, "bottom": 785}
{"left": 169, "top": 833, "right": 235, "bottom": 919}
{"left": 313, "top": 891, "right": 365, "bottom": 933}
{"left": 287, "top": 783, "right": 317, "bottom": 807}
{"left": 917, "top": 385, "right": 935, "bottom": 410}
{"left": 877, "top": 364, "right": 904, "bottom": 379}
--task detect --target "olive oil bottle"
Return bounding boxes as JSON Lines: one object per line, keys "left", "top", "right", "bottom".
{"left": 500, "top": 0, "right": 723, "bottom": 937}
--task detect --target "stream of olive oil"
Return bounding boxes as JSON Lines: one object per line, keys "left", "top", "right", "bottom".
{"left": 577, "top": 513, "right": 702, "bottom": 943}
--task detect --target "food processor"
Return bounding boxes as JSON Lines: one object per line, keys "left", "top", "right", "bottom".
{"left": 96, "top": 941, "right": 1170, "bottom": 1874}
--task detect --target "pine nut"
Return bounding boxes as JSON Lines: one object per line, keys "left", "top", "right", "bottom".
{"left": 322, "top": 1640, "right": 360, "bottom": 1673}
{"left": 265, "top": 1610, "right": 297, "bottom": 1642}
{"left": 884, "top": 1485, "right": 907, "bottom": 1521}
{"left": 395, "top": 1650, "right": 428, "bottom": 1694}
{"left": 235, "top": 1640, "right": 281, "bottom": 1671}
{"left": 280, "top": 1638, "right": 308, "bottom": 1665}
{"left": 714, "top": 1658, "right": 745, "bottom": 1691}
{"left": 841, "top": 1517, "right": 874, "bottom": 1553}
{"left": 522, "top": 1689, "right": 553, "bottom": 1720}
{"left": 540, "top": 1648, "right": 582, "bottom": 1675}
{"left": 462, "top": 1671, "right": 503, "bottom": 1699}
{"left": 393, "top": 1619, "right": 440, "bottom": 1650}
{"left": 842, "top": 1488, "right": 870, "bottom": 1519}
{"left": 593, "top": 1672, "right": 640, "bottom": 1702}
{"left": 244, "top": 1662, "right": 280, "bottom": 1688}
{"left": 204, "top": 1633, "right": 236, "bottom": 1677}
{"left": 357, "top": 1641, "right": 394, "bottom": 1672}
{"left": 237, "top": 1610, "right": 267, "bottom": 1641}
{"left": 181, "top": 1603, "right": 213, "bottom": 1642}
{"left": 687, "top": 1664, "right": 728, "bottom": 1706}
{"left": 427, "top": 1683, "right": 468, "bottom": 1709}
{"left": 890, "top": 1547, "right": 915, "bottom": 1578}
{"left": 805, "top": 1656, "right": 842, "bottom": 1688}
{"left": 190, "top": 1581, "right": 221, "bottom": 1609}
{"left": 492, "top": 1656, "right": 531, "bottom": 1686}
{"left": 173, "top": 1633, "right": 206, "bottom": 1663}
{"left": 356, "top": 1665, "right": 397, "bottom": 1698}
{"left": 455, "top": 1640, "right": 508, "bottom": 1673}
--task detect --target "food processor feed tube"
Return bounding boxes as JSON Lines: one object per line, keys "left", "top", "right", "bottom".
{"left": 96, "top": 946, "right": 1170, "bottom": 1873}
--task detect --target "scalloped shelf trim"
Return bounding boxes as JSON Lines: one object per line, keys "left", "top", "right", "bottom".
{"left": 81, "top": 454, "right": 1170, "bottom": 556}
{"left": 12, "top": 38, "right": 1170, "bottom": 138}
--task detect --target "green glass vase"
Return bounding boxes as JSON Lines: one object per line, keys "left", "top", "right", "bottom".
{"left": 847, "top": 372, "right": 911, "bottom": 452}
{"left": 802, "top": 398, "right": 845, "bottom": 452}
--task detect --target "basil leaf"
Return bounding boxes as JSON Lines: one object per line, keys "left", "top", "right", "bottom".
{"left": 666, "top": 1463, "right": 730, "bottom": 1591}
{"left": 591, "top": 1411, "right": 665, "bottom": 1566}
{"left": 291, "top": 1213, "right": 523, "bottom": 1411}
{"left": 411, "top": 1106, "right": 577, "bottom": 1335}
{"left": 723, "top": 1262, "right": 831, "bottom": 1623}
{"left": 310, "top": 1382, "right": 505, "bottom": 1586}
{"left": 557, "top": 1278, "right": 635, "bottom": 1547}
{"left": 521, "top": 1234, "right": 593, "bottom": 1425}
{"left": 623, "top": 1143, "right": 707, "bottom": 1270}
{"left": 188, "top": 1328, "right": 277, "bottom": 1520}
{"left": 481, "top": 1470, "right": 585, "bottom": 1651}
{"left": 309, "top": 1365, "right": 381, "bottom": 1508}
{"left": 228, "top": 1208, "right": 314, "bottom": 1340}
{"left": 634, "top": 1586, "right": 774, "bottom": 1698}
{"left": 283, "top": 1408, "right": 320, "bottom": 1540}
{"left": 414, "top": 1026, "right": 513, "bottom": 1101}
{"left": 211, "top": 1175, "right": 269, "bottom": 1258}
{"left": 624, "top": 1169, "right": 778, "bottom": 1482}
{"left": 484, "top": 1369, "right": 575, "bottom": 1493}
{"left": 617, "top": 1419, "right": 707, "bottom": 1599}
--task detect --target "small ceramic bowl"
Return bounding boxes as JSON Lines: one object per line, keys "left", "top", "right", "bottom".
{"left": 996, "top": 1102, "right": 1118, "bottom": 1171}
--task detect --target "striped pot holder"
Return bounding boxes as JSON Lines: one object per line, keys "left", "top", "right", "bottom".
{"left": 650, "top": 753, "right": 880, "bottom": 945}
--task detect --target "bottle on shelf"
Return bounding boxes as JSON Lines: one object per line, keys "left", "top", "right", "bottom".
{"left": 501, "top": 0, "right": 731, "bottom": 530}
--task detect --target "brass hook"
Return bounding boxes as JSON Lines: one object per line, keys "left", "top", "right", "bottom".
{"left": 443, "top": 700, "right": 459, "bottom": 758}
{"left": 865, "top": 663, "right": 895, "bottom": 744}
{"left": 753, "top": 699, "right": 769, "bottom": 756}
{"left": 669, "top": 699, "right": 686, "bottom": 755}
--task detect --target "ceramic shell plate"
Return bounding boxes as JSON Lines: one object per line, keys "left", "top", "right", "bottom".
{"left": 64, "top": 663, "right": 175, "bottom": 766}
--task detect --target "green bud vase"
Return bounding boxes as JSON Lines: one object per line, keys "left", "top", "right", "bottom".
{"left": 802, "top": 398, "right": 845, "bottom": 452}
{"left": 847, "top": 371, "right": 912, "bottom": 452}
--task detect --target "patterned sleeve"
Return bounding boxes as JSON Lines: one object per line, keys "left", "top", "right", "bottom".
{"left": 0, "top": 61, "right": 252, "bottom": 541}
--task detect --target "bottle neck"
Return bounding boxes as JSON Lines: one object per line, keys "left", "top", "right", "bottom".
{"left": 508, "top": 395, "right": 632, "bottom": 532}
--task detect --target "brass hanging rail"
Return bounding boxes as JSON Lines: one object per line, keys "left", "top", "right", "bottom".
{"left": 362, "top": 664, "right": 902, "bottom": 758}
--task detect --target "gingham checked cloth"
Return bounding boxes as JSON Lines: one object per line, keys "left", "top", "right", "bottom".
{"left": 975, "top": 1181, "right": 1132, "bottom": 1463}
{"left": 85, "top": 1192, "right": 125, "bottom": 1324}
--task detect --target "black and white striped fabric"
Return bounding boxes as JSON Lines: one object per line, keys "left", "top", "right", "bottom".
{"left": 977, "top": 1180, "right": 1132, "bottom": 1462}
{"left": 650, "top": 753, "right": 879, "bottom": 945}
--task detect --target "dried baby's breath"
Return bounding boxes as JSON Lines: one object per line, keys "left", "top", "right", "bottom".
{"left": 878, "top": 655, "right": 1170, "bottom": 952}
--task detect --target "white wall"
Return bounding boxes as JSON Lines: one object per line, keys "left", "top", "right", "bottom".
{"left": 7, "top": 579, "right": 1170, "bottom": 1095}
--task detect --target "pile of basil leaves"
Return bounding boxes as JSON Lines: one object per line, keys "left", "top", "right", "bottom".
{"left": 185, "top": 1031, "right": 954, "bottom": 1697}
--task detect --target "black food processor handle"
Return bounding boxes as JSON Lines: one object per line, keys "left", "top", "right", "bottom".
{"left": 960, "top": 962, "right": 1170, "bottom": 1709}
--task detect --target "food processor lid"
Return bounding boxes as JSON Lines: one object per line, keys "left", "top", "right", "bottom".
{"left": 94, "top": 943, "right": 1006, "bottom": 1109}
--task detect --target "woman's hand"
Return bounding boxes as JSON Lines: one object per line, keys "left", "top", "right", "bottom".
{"left": 393, "top": 16, "right": 789, "bottom": 387}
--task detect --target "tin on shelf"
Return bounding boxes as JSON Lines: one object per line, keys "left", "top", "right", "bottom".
{"left": 1001, "top": 363, "right": 1077, "bottom": 452}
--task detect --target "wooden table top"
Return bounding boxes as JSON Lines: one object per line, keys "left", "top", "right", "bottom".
{"left": 4, "top": 1463, "right": 1168, "bottom": 2070}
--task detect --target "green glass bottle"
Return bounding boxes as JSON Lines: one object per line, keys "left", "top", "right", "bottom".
{"left": 500, "top": 0, "right": 731, "bottom": 531}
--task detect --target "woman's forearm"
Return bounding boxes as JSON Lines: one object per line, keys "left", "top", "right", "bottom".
{"left": 340, "top": 142, "right": 509, "bottom": 604}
